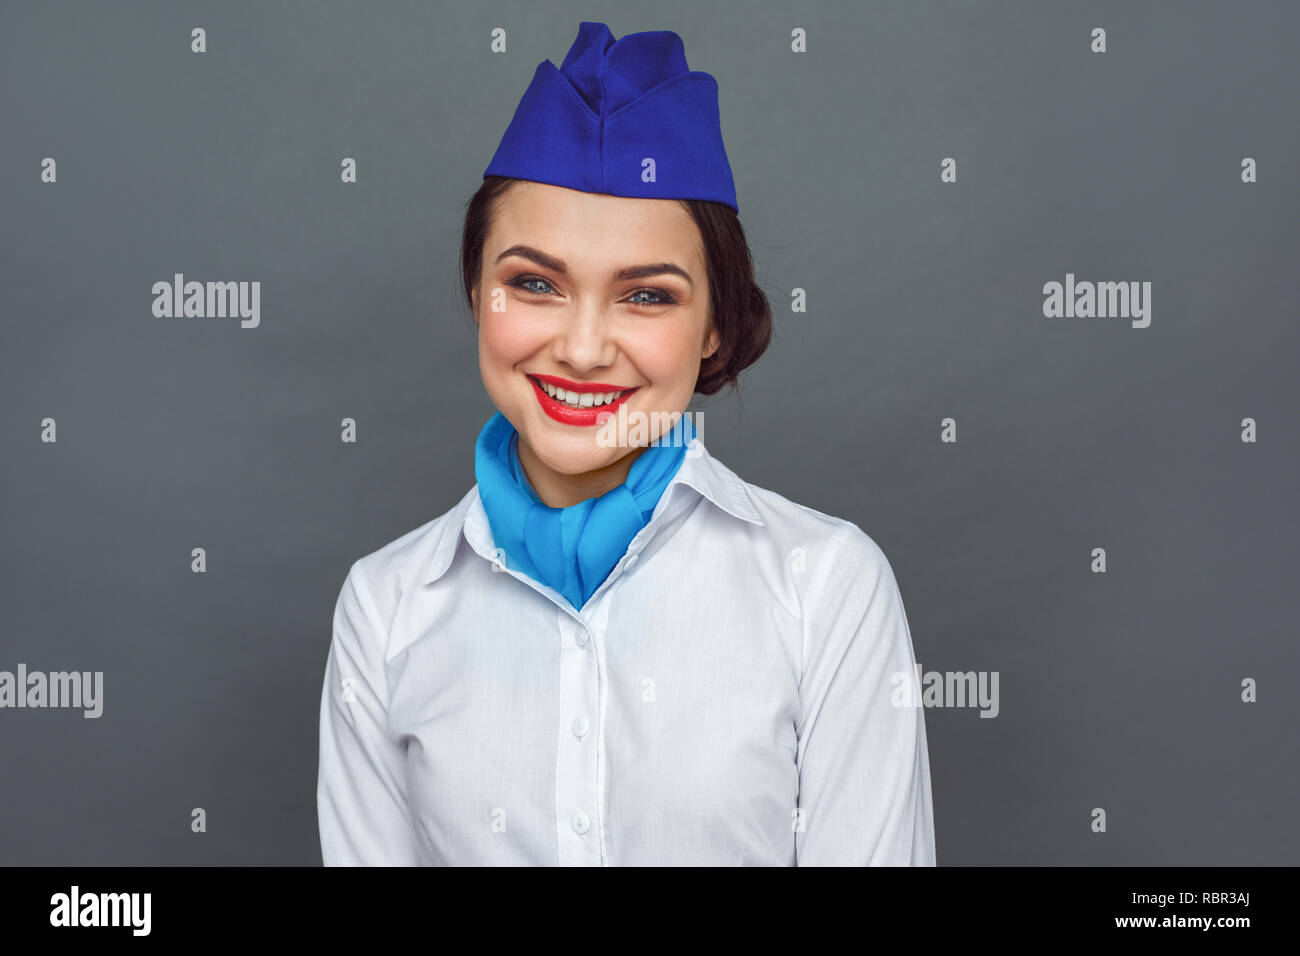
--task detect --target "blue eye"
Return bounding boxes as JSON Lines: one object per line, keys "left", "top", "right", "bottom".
{"left": 627, "top": 288, "right": 676, "bottom": 306}
{"left": 509, "top": 276, "right": 557, "bottom": 295}
{"left": 506, "top": 276, "right": 676, "bottom": 306}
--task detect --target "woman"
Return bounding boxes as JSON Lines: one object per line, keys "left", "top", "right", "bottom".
{"left": 317, "top": 21, "right": 936, "bottom": 866}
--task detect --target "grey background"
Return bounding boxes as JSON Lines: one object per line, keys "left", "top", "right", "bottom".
{"left": 2, "top": 0, "right": 1296, "bottom": 865}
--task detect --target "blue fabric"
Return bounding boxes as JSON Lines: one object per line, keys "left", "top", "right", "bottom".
{"left": 474, "top": 411, "right": 695, "bottom": 609}
{"left": 483, "top": 20, "right": 739, "bottom": 211}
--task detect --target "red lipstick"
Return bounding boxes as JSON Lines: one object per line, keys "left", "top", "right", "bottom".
{"left": 531, "top": 373, "right": 630, "bottom": 393}
{"left": 526, "top": 373, "right": 640, "bottom": 427}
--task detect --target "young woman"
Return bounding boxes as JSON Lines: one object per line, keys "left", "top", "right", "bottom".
{"left": 318, "top": 21, "right": 936, "bottom": 866}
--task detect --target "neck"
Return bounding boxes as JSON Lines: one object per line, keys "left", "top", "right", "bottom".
{"left": 516, "top": 438, "right": 649, "bottom": 508}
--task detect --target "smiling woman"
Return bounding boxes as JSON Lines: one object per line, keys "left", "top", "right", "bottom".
{"left": 470, "top": 180, "right": 730, "bottom": 504}
{"left": 317, "top": 20, "right": 937, "bottom": 867}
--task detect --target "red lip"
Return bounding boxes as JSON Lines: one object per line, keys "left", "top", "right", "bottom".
{"left": 526, "top": 374, "right": 639, "bottom": 427}
{"left": 530, "top": 373, "right": 633, "bottom": 393}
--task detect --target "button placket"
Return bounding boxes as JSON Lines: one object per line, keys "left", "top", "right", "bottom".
{"left": 554, "top": 608, "right": 602, "bottom": 865}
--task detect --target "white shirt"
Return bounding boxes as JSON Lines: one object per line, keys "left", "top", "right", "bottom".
{"left": 317, "top": 435, "right": 936, "bottom": 866}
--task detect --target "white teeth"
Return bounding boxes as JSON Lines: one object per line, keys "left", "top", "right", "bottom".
{"left": 534, "top": 377, "right": 629, "bottom": 408}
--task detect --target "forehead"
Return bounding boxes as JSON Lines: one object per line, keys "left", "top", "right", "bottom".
{"left": 487, "top": 182, "right": 704, "bottom": 273}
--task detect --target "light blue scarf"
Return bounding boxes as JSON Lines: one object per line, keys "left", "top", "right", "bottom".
{"left": 474, "top": 411, "right": 694, "bottom": 609}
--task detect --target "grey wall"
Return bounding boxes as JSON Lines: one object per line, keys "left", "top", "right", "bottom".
{"left": 1, "top": 0, "right": 1296, "bottom": 864}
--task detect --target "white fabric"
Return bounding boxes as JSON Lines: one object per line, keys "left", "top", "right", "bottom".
{"left": 317, "top": 436, "right": 936, "bottom": 866}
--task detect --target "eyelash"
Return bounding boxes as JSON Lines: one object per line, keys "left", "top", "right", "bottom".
{"left": 506, "top": 275, "right": 677, "bottom": 306}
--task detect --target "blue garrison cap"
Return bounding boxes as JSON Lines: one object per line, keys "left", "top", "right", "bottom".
{"left": 483, "top": 21, "right": 739, "bottom": 212}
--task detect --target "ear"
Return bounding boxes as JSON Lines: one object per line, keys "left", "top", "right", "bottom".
{"left": 470, "top": 286, "right": 480, "bottom": 327}
{"left": 702, "top": 326, "right": 720, "bottom": 360}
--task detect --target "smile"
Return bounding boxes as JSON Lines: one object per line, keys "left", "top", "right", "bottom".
{"left": 527, "top": 373, "right": 640, "bottom": 426}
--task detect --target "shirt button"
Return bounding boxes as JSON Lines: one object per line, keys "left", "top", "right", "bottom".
{"left": 571, "top": 715, "right": 590, "bottom": 738}
{"left": 571, "top": 812, "right": 590, "bottom": 835}
{"left": 574, "top": 629, "right": 589, "bottom": 648}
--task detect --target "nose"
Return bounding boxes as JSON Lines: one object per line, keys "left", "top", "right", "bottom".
{"left": 551, "top": 299, "right": 617, "bottom": 375}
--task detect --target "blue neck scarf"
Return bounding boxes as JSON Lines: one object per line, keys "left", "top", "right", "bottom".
{"left": 474, "top": 411, "right": 694, "bottom": 609}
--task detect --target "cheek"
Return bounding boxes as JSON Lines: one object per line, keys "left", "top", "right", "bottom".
{"left": 628, "top": 324, "right": 705, "bottom": 389}
{"left": 480, "top": 310, "right": 544, "bottom": 372}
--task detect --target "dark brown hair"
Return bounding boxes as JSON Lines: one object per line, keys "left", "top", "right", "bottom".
{"left": 459, "top": 176, "right": 772, "bottom": 396}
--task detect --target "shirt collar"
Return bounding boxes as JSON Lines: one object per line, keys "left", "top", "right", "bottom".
{"left": 420, "top": 437, "right": 762, "bottom": 586}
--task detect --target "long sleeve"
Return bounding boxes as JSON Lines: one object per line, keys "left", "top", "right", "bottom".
{"left": 317, "top": 560, "right": 422, "bottom": 865}
{"left": 794, "top": 527, "right": 936, "bottom": 866}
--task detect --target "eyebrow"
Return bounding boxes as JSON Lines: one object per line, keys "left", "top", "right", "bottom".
{"left": 495, "top": 244, "right": 694, "bottom": 288}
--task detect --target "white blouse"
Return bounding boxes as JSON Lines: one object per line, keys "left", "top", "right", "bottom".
{"left": 317, "top": 436, "right": 936, "bottom": 866}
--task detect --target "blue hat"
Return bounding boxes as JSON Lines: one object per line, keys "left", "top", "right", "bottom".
{"left": 483, "top": 21, "right": 739, "bottom": 212}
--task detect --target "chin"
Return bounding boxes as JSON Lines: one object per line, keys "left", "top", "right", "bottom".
{"left": 521, "top": 422, "right": 635, "bottom": 477}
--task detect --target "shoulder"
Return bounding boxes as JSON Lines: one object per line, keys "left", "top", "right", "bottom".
{"left": 705, "top": 451, "right": 894, "bottom": 586}
{"left": 687, "top": 448, "right": 900, "bottom": 617}
{"left": 720, "top": 472, "right": 913, "bottom": 677}
{"left": 340, "top": 486, "right": 478, "bottom": 624}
